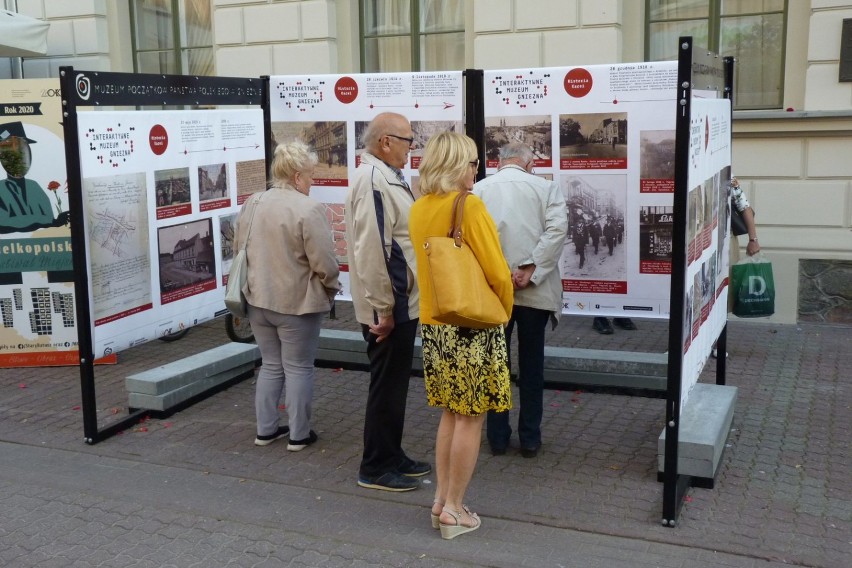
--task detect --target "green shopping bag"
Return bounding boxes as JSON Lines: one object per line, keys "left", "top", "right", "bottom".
{"left": 731, "top": 253, "right": 775, "bottom": 317}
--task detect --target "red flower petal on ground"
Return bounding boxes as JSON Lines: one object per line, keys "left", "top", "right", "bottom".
{"left": 18, "top": 383, "right": 26, "bottom": 388}
{"left": 72, "top": 405, "right": 81, "bottom": 410}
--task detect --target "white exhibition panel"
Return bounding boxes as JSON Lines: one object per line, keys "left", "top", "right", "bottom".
{"left": 76, "top": 109, "right": 265, "bottom": 357}
{"left": 268, "top": 71, "right": 465, "bottom": 301}
{"left": 680, "top": 97, "right": 733, "bottom": 408}
{"left": 484, "top": 62, "right": 679, "bottom": 320}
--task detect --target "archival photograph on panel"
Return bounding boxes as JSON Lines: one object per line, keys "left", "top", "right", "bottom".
{"left": 219, "top": 212, "right": 237, "bottom": 284}
{"left": 271, "top": 121, "right": 347, "bottom": 185}
{"left": 639, "top": 129, "right": 675, "bottom": 192}
{"left": 235, "top": 159, "right": 266, "bottom": 204}
{"left": 157, "top": 218, "right": 216, "bottom": 304}
{"left": 484, "top": 115, "right": 552, "bottom": 168}
{"left": 154, "top": 167, "right": 191, "bottom": 208}
{"left": 198, "top": 163, "right": 228, "bottom": 202}
{"left": 687, "top": 183, "right": 703, "bottom": 263}
{"left": 561, "top": 173, "right": 627, "bottom": 281}
{"left": 409, "top": 120, "right": 464, "bottom": 168}
{"left": 84, "top": 171, "right": 151, "bottom": 324}
{"left": 639, "top": 205, "right": 673, "bottom": 274}
{"left": 559, "top": 113, "right": 627, "bottom": 169}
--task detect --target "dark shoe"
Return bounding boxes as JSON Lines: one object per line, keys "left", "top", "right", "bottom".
{"left": 593, "top": 317, "right": 614, "bottom": 335}
{"left": 613, "top": 317, "right": 637, "bottom": 330}
{"left": 520, "top": 445, "right": 541, "bottom": 459}
{"left": 358, "top": 471, "right": 420, "bottom": 492}
{"left": 397, "top": 458, "right": 431, "bottom": 477}
{"left": 254, "top": 425, "right": 289, "bottom": 446}
{"left": 490, "top": 446, "right": 507, "bottom": 456}
{"left": 287, "top": 430, "right": 318, "bottom": 452}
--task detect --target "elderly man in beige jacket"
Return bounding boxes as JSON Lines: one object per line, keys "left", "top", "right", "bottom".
{"left": 345, "top": 112, "right": 430, "bottom": 492}
{"left": 473, "top": 142, "right": 568, "bottom": 458}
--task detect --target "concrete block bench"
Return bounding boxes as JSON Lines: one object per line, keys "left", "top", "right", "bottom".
{"left": 316, "top": 329, "right": 423, "bottom": 370}
{"left": 657, "top": 382, "right": 738, "bottom": 486}
{"left": 126, "top": 342, "right": 260, "bottom": 413}
{"left": 316, "top": 329, "right": 667, "bottom": 391}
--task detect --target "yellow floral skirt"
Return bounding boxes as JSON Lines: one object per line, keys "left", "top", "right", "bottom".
{"left": 421, "top": 323, "right": 512, "bottom": 417}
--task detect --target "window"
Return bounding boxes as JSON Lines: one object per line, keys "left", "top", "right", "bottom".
{"left": 130, "top": 0, "right": 214, "bottom": 76}
{"left": 360, "top": 0, "right": 464, "bottom": 72}
{"left": 646, "top": 0, "right": 787, "bottom": 109}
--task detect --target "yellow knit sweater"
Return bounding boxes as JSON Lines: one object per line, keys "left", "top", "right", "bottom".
{"left": 409, "top": 191, "right": 513, "bottom": 325}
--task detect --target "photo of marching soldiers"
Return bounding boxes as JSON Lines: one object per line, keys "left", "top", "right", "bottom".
{"left": 559, "top": 113, "right": 627, "bottom": 169}
{"left": 561, "top": 174, "right": 627, "bottom": 281}
{"left": 154, "top": 167, "right": 191, "bottom": 208}
{"left": 198, "top": 163, "right": 228, "bottom": 202}
{"left": 639, "top": 130, "right": 675, "bottom": 192}
{"left": 157, "top": 218, "right": 216, "bottom": 302}
{"left": 483, "top": 115, "right": 552, "bottom": 168}
{"left": 639, "top": 205, "right": 674, "bottom": 274}
{"left": 271, "top": 121, "right": 347, "bottom": 185}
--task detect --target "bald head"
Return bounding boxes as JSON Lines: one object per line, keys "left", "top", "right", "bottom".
{"left": 362, "top": 112, "right": 413, "bottom": 169}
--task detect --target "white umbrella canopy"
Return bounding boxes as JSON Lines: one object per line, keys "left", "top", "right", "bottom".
{"left": 0, "top": 9, "right": 49, "bottom": 57}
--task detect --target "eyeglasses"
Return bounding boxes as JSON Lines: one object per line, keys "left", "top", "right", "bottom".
{"left": 385, "top": 133, "right": 414, "bottom": 145}
{"left": 469, "top": 159, "right": 480, "bottom": 169}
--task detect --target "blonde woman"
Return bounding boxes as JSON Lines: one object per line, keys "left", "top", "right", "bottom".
{"left": 409, "top": 132, "right": 513, "bottom": 539}
{"left": 234, "top": 140, "right": 340, "bottom": 451}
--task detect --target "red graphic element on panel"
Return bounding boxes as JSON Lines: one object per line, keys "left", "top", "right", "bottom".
{"left": 335, "top": 77, "right": 358, "bottom": 104}
{"left": 704, "top": 116, "right": 709, "bottom": 151}
{"left": 564, "top": 68, "right": 593, "bottom": 98}
{"left": 150, "top": 124, "right": 168, "bottom": 155}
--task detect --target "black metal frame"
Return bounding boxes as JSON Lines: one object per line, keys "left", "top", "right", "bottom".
{"left": 661, "top": 38, "right": 733, "bottom": 527}
{"left": 59, "top": 67, "right": 268, "bottom": 444}
{"left": 464, "top": 69, "right": 485, "bottom": 180}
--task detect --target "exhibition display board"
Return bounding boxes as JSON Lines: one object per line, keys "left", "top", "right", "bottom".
{"left": 59, "top": 67, "right": 266, "bottom": 442}
{"left": 76, "top": 108, "right": 265, "bottom": 358}
{"left": 661, "top": 38, "right": 734, "bottom": 526}
{"left": 268, "top": 71, "right": 465, "bottom": 300}
{"left": 482, "top": 62, "right": 679, "bottom": 319}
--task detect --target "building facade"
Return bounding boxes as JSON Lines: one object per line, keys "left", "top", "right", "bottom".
{"left": 2, "top": 0, "right": 851, "bottom": 325}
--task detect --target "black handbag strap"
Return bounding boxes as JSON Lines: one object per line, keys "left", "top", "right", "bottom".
{"left": 447, "top": 190, "right": 470, "bottom": 246}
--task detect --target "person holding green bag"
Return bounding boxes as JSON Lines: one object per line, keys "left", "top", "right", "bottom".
{"left": 713, "top": 176, "right": 762, "bottom": 358}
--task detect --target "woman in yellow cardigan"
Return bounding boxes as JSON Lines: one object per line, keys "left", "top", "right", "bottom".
{"left": 409, "top": 132, "right": 513, "bottom": 540}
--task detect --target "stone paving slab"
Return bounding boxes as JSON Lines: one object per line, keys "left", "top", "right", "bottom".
{"left": 0, "top": 305, "right": 850, "bottom": 567}
{"left": 0, "top": 442, "right": 796, "bottom": 568}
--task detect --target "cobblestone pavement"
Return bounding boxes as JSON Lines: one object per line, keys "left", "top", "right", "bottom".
{"left": 0, "top": 304, "right": 849, "bottom": 567}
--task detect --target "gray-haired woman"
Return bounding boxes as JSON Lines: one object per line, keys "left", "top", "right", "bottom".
{"left": 234, "top": 140, "right": 340, "bottom": 450}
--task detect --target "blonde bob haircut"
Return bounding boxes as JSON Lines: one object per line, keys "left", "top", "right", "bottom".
{"left": 418, "top": 132, "right": 478, "bottom": 196}
{"left": 269, "top": 140, "right": 318, "bottom": 187}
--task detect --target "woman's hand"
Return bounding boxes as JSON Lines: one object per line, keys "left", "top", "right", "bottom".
{"left": 746, "top": 238, "right": 760, "bottom": 256}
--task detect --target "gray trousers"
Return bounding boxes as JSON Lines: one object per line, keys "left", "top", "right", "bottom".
{"left": 248, "top": 306, "right": 323, "bottom": 441}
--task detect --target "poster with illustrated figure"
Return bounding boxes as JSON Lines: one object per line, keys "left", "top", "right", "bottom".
{"left": 483, "top": 63, "right": 679, "bottom": 319}
{"left": 0, "top": 79, "right": 88, "bottom": 367}
{"left": 76, "top": 108, "right": 265, "bottom": 357}
{"left": 680, "top": 97, "right": 732, "bottom": 394}
{"left": 269, "top": 72, "right": 464, "bottom": 300}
